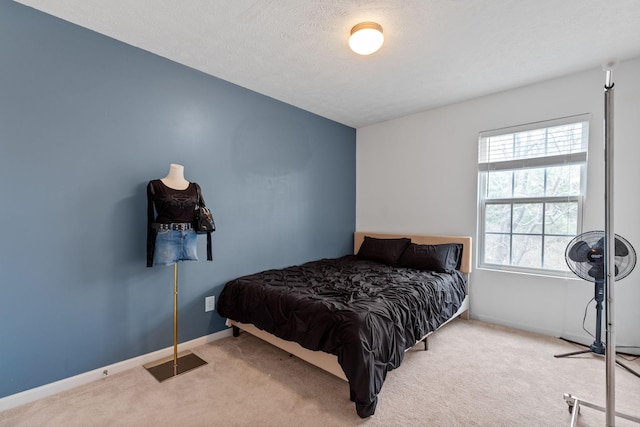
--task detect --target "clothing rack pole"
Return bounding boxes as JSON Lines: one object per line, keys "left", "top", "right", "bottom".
{"left": 603, "top": 64, "right": 616, "bottom": 427}
{"left": 564, "top": 61, "right": 640, "bottom": 427}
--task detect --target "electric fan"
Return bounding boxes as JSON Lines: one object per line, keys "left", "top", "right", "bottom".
{"left": 556, "top": 230, "right": 638, "bottom": 377}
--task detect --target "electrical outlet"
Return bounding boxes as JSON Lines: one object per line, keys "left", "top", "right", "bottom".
{"left": 205, "top": 296, "right": 215, "bottom": 312}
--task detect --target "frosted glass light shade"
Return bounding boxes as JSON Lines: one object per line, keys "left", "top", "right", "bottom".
{"left": 349, "top": 22, "right": 384, "bottom": 55}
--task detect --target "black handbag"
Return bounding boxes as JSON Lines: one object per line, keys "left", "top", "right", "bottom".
{"left": 194, "top": 183, "right": 215, "bottom": 261}
{"left": 194, "top": 205, "right": 215, "bottom": 233}
{"left": 194, "top": 183, "right": 215, "bottom": 233}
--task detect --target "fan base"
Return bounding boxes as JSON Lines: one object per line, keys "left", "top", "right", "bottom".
{"left": 589, "top": 341, "right": 605, "bottom": 355}
{"left": 554, "top": 338, "right": 640, "bottom": 379}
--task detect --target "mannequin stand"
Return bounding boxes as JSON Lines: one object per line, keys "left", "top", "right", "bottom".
{"left": 144, "top": 263, "right": 207, "bottom": 382}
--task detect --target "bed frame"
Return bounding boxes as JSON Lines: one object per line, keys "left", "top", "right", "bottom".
{"left": 226, "top": 232, "right": 472, "bottom": 381}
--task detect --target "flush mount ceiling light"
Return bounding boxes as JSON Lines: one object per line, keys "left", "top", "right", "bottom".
{"left": 349, "top": 22, "right": 384, "bottom": 55}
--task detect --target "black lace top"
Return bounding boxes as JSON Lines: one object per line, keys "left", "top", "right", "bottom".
{"left": 150, "top": 180, "right": 198, "bottom": 224}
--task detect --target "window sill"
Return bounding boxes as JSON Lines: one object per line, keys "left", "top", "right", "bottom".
{"left": 477, "top": 264, "right": 579, "bottom": 280}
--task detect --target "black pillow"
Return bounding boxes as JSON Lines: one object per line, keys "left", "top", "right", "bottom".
{"left": 398, "top": 243, "right": 463, "bottom": 273}
{"left": 357, "top": 236, "right": 411, "bottom": 266}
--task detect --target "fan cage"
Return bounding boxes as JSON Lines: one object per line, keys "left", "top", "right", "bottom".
{"left": 564, "top": 231, "right": 636, "bottom": 282}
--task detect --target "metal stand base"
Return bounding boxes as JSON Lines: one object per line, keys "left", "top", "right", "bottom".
{"left": 144, "top": 350, "right": 207, "bottom": 382}
{"left": 564, "top": 394, "right": 640, "bottom": 426}
{"left": 554, "top": 338, "right": 640, "bottom": 379}
{"left": 144, "top": 264, "right": 207, "bottom": 382}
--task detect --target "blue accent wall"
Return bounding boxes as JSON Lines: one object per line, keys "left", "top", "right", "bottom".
{"left": 0, "top": 2, "right": 355, "bottom": 398}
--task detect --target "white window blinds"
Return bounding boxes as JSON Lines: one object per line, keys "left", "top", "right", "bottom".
{"left": 479, "top": 115, "right": 589, "bottom": 173}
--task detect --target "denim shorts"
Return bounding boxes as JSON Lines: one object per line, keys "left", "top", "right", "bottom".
{"left": 153, "top": 229, "right": 198, "bottom": 266}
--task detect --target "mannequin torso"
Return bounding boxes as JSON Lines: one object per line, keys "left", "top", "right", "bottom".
{"left": 147, "top": 164, "right": 212, "bottom": 266}
{"left": 161, "top": 164, "right": 190, "bottom": 190}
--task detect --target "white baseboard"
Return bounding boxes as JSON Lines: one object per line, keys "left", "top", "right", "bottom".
{"left": 0, "top": 328, "right": 232, "bottom": 413}
{"left": 471, "top": 314, "right": 640, "bottom": 356}
{"left": 471, "top": 314, "right": 562, "bottom": 339}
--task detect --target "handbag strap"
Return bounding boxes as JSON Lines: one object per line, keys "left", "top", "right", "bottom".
{"left": 146, "top": 180, "right": 157, "bottom": 268}
{"left": 194, "top": 182, "right": 204, "bottom": 208}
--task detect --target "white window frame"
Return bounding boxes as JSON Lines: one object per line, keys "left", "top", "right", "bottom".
{"left": 477, "top": 114, "right": 590, "bottom": 276}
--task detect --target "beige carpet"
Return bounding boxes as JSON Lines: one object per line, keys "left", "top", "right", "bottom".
{"left": 1, "top": 319, "right": 639, "bottom": 427}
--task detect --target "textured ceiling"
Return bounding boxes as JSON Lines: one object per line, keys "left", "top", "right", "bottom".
{"left": 14, "top": 0, "right": 640, "bottom": 128}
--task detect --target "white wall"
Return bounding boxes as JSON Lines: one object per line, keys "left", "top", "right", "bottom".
{"left": 357, "top": 57, "right": 640, "bottom": 349}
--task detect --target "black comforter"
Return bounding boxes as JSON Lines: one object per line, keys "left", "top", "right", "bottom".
{"left": 217, "top": 255, "right": 466, "bottom": 418}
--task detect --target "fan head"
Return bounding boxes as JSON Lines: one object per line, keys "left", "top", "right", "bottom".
{"left": 565, "top": 231, "right": 636, "bottom": 282}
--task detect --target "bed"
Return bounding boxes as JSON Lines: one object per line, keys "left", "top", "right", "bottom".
{"left": 217, "top": 232, "right": 472, "bottom": 418}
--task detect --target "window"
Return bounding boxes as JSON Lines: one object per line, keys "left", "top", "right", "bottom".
{"left": 477, "top": 115, "right": 589, "bottom": 274}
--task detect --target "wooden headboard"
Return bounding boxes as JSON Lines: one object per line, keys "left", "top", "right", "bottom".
{"left": 354, "top": 232, "right": 472, "bottom": 274}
